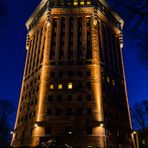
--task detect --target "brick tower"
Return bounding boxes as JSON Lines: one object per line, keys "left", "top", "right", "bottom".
{"left": 11, "top": 0, "right": 134, "bottom": 147}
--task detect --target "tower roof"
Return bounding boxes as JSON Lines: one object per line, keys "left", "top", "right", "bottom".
{"left": 26, "top": 0, "right": 123, "bottom": 31}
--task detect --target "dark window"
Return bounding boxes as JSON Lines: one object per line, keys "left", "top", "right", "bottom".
{"left": 68, "top": 17, "right": 74, "bottom": 60}
{"left": 47, "top": 109, "right": 52, "bottom": 115}
{"left": 59, "top": 71, "right": 63, "bottom": 77}
{"left": 31, "top": 100, "right": 33, "bottom": 106}
{"left": 45, "top": 127, "right": 52, "bottom": 135}
{"left": 66, "top": 0, "right": 71, "bottom": 6}
{"left": 67, "top": 95, "right": 72, "bottom": 101}
{"left": 50, "top": 18, "right": 57, "bottom": 60}
{"left": 86, "top": 95, "right": 91, "bottom": 101}
{"left": 78, "top": 71, "right": 83, "bottom": 77}
{"left": 36, "top": 86, "right": 39, "bottom": 92}
{"left": 59, "top": 18, "right": 65, "bottom": 60}
{"left": 86, "top": 18, "right": 92, "bottom": 59}
{"left": 77, "top": 17, "right": 83, "bottom": 60}
{"left": 24, "top": 114, "right": 28, "bottom": 121}
{"left": 87, "top": 82, "right": 91, "bottom": 89}
{"left": 68, "top": 71, "right": 73, "bottom": 77}
{"left": 34, "top": 98, "right": 37, "bottom": 104}
{"left": 78, "top": 82, "right": 83, "bottom": 89}
{"left": 31, "top": 128, "right": 33, "bottom": 136}
{"left": 78, "top": 95, "right": 83, "bottom": 101}
{"left": 51, "top": 72, "right": 55, "bottom": 77}
{"left": 67, "top": 108, "right": 72, "bottom": 115}
{"left": 28, "top": 92, "right": 31, "bottom": 97}
{"left": 86, "top": 126, "right": 92, "bottom": 135}
{"left": 48, "top": 95, "right": 53, "bottom": 101}
{"left": 57, "top": 95, "right": 62, "bottom": 101}
{"left": 56, "top": 108, "right": 61, "bottom": 116}
{"left": 77, "top": 108, "right": 83, "bottom": 115}
{"left": 20, "top": 107, "right": 22, "bottom": 112}
{"left": 87, "top": 108, "right": 92, "bottom": 115}
{"left": 86, "top": 71, "right": 91, "bottom": 77}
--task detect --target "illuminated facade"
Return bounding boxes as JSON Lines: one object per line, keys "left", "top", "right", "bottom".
{"left": 11, "top": 0, "right": 134, "bottom": 147}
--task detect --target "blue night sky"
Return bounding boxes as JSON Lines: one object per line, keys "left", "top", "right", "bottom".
{"left": 0, "top": 0, "right": 147, "bottom": 125}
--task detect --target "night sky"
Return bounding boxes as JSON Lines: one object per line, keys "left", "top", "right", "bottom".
{"left": 0, "top": 0, "right": 147, "bottom": 126}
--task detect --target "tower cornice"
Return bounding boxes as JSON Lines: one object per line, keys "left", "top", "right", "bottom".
{"left": 26, "top": 0, "right": 48, "bottom": 30}
{"left": 26, "top": 0, "right": 123, "bottom": 32}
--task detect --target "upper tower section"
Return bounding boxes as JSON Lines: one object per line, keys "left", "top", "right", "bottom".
{"left": 26, "top": 0, "right": 123, "bottom": 33}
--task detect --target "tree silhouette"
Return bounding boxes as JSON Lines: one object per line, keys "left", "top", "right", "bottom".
{"left": 0, "top": 99, "right": 15, "bottom": 146}
{"left": 107, "top": 0, "right": 148, "bottom": 68}
{"left": 131, "top": 99, "right": 148, "bottom": 130}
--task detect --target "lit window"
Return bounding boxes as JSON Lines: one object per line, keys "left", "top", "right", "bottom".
{"left": 86, "top": 0, "right": 91, "bottom": 5}
{"left": 80, "top": 0, "right": 85, "bottom": 5}
{"left": 68, "top": 82, "right": 73, "bottom": 89}
{"left": 58, "top": 84, "right": 62, "bottom": 89}
{"left": 50, "top": 84, "right": 54, "bottom": 89}
{"left": 73, "top": 0, "right": 78, "bottom": 5}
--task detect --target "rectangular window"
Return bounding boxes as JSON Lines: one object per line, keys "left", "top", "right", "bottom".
{"left": 67, "top": 95, "right": 72, "bottom": 101}
{"left": 51, "top": 72, "right": 55, "bottom": 77}
{"left": 87, "top": 108, "right": 92, "bottom": 115}
{"left": 68, "top": 71, "right": 74, "bottom": 77}
{"left": 58, "top": 84, "right": 62, "bottom": 89}
{"left": 50, "top": 18, "right": 57, "bottom": 61}
{"left": 50, "top": 84, "right": 54, "bottom": 89}
{"left": 78, "top": 82, "right": 83, "bottom": 89}
{"left": 56, "top": 108, "right": 61, "bottom": 116}
{"left": 86, "top": 0, "right": 91, "bottom": 5}
{"left": 86, "top": 71, "right": 91, "bottom": 77}
{"left": 59, "top": 71, "right": 63, "bottom": 77}
{"left": 86, "top": 126, "right": 92, "bottom": 135}
{"left": 57, "top": 95, "right": 62, "bottom": 101}
{"left": 68, "top": 82, "right": 73, "bottom": 89}
{"left": 48, "top": 95, "right": 53, "bottom": 101}
{"left": 78, "top": 71, "right": 83, "bottom": 77}
{"left": 67, "top": 108, "right": 72, "bottom": 115}
{"left": 45, "top": 127, "right": 52, "bottom": 135}
{"left": 87, "top": 82, "right": 91, "bottom": 89}
{"left": 78, "top": 95, "right": 83, "bottom": 101}
{"left": 73, "top": 0, "right": 78, "bottom": 5}
{"left": 80, "top": 0, "right": 85, "bottom": 5}
{"left": 77, "top": 108, "right": 83, "bottom": 115}
{"left": 47, "top": 109, "right": 52, "bottom": 115}
{"left": 86, "top": 95, "right": 91, "bottom": 101}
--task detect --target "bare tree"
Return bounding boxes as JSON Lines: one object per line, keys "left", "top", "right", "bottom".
{"left": 107, "top": 0, "right": 148, "bottom": 68}
{"left": 0, "top": 99, "right": 15, "bottom": 146}
{"left": 131, "top": 99, "right": 148, "bottom": 130}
